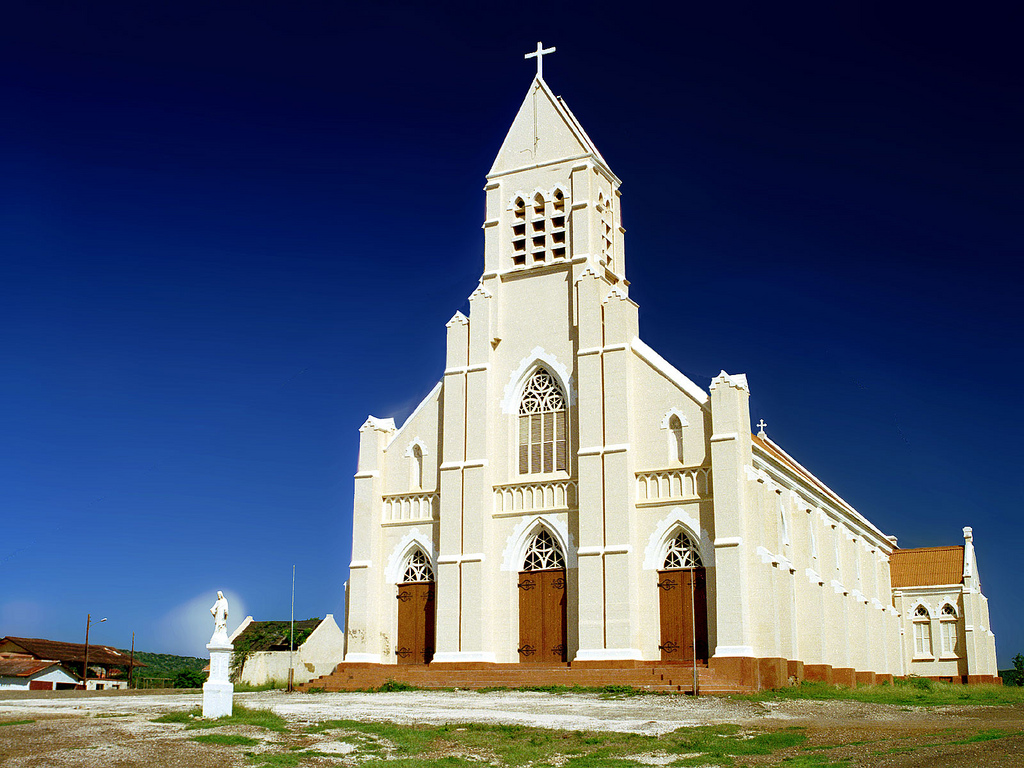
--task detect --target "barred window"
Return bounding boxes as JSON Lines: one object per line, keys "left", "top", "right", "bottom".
{"left": 518, "top": 370, "right": 567, "bottom": 474}
{"left": 663, "top": 532, "right": 703, "bottom": 569}
{"left": 402, "top": 549, "right": 434, "bottom": 583}
{"left": 523, "top": 530, "right": 565, "bottom": 571}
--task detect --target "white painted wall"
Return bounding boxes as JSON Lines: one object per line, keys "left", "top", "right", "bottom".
{"left": 238, "top": 614, "right": 345, "bottom": 685}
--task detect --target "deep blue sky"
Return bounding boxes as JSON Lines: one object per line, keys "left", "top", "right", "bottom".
{"left": 2, "top": 2, "right": 1021, "bottom": 667}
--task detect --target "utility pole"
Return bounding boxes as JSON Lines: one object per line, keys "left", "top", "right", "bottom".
{"left": 82, "top": 614, "right": 106, "bottom": 690}
{"left": 287, "top": 564, "right": 295, "bottom": 692}
{"left": 83, "top": 614, "right": 91, "bottom": 689}
{"left": 128, "top": 631, "right": 135, "bottom": 689}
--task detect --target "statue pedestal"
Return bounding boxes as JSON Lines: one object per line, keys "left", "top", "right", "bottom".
{"left": 203, "top": 641, "right": 234, "bottom": 718}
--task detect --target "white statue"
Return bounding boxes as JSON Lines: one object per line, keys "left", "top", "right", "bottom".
{"left": 209, "top": 591, "right": 229, "bottom": 644}
{"left": 204, "top": 589, "right": 234, "bottom": 717}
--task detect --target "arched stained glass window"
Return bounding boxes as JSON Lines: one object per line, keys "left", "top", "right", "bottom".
{"left": 402, "top": 550, "right": 434, "bottom": 583}
{"left": 519, "top": 370, "right": 567, "bottom": 474}
{"left": 523, "top": 530, "right": 565, "bottom": 571}
{"left": 663, "top": 532, "right": 703, "bottom": 569}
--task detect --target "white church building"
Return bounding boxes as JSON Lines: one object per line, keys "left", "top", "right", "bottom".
{"left": 336, "top": 51, "right": 999, "bottom": 691}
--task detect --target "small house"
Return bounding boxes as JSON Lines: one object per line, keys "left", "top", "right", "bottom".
{"left": 0, "top": 655, "right": 79, "bottom": 690}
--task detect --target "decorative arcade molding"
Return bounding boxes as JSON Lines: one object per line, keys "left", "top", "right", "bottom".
{"left": 636, "top": 467, "right": 711, "bottom": 505}
{"left": 493, "top": 480, "right": 578, "bottom": 516}
{"left": 382, "top": 493, "right": 439, "bottom": 523}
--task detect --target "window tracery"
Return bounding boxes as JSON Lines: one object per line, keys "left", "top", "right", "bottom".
{"left": 401, "top": 549, "right": 434, "bottom": 583}
{"left": 523, "top": 530, "right": 565, "bottom": 571}
{"left": 663, "top": 531, "right": 703, "bottom": 569}
{"left": 518, "top": 369, "right": 567, "bottom": 474}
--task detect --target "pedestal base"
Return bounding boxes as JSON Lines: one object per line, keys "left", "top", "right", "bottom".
{"left": 203, "top": 681, "right": 234, "bottom": 718}
{"left": 204, "top": 642, "right": 234, "bottom": 718}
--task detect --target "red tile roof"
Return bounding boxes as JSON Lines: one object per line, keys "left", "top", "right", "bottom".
{"left": 0, "top": 657, "right": 67, "bottom": 678}
{"left": 0, "top": 637, "right": 145, "bottom": 668}
{"left": 890, "top": 546, "right": 965, "bottom": 588}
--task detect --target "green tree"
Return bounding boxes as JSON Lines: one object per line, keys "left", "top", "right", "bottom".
{"left": 1012, "top": 654, "right": 1024, "bottom": 686}
{"left": 173, "top": 669, "right": 206, "bottom": 689}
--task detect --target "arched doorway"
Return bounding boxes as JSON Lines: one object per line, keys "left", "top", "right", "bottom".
{"left": 518, "top": 530, "right": 567, "bottom": 663}
{"left": 395, "top": 549, "right": 435, "bottom": 665}
{"left": 657, "top": 531, "right": 708, "bottom": 663}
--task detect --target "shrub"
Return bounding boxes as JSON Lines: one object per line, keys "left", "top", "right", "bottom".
{"left": 173, "top": 669, "right": 207, "bottom": 689}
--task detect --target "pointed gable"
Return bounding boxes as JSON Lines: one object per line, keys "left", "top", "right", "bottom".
{"left": 488, "top": 77, "right": 616, "bottom": 180}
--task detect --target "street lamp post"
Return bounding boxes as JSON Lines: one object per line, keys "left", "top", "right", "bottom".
{"left": 82, "top": 614, "right": 107, "bottom": 690}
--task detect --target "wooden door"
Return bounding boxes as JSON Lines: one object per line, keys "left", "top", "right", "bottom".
{"left": 518, "top": 569, "right": 567, "bottom": 663}
{"left": 658, "top": 568, "right": 708, "bottom": 663}
{"left": 396, "top": 582, "right": 435, "bottom": 664}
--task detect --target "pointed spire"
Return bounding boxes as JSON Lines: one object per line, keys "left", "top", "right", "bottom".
{"left": 488, "top": 76, "right": 616, "bottom": 181}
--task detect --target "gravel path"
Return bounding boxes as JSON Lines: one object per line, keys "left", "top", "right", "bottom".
{"left": 2, "top": 690, "right": 1023, "bottom": 767}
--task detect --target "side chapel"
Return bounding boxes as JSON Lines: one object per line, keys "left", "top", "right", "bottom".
{"left": 339, "top": 50, "right": 1000, "bottom": 690}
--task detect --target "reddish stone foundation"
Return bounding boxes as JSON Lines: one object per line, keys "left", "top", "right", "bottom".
{"left": 786, "top": 660, "right": 805, "bottom": 683}
{"left": 855, "top": 671, "right": 877, "bottom": 686}
{"left": 803, "top": 664, "right": 833, "bottom": 684}
{"left": 831, "top": 667, "right": 857, "bottom": 687}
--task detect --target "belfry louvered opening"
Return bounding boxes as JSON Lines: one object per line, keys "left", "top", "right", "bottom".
{"left": 518, "top": 369, "right": 568, "bottom": 474}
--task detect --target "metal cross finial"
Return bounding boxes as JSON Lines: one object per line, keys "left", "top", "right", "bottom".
{"left": 525, "top": 42, "right": 556, "bottom": 80}
{"left": 757, "top": 419, "right": 767, "bottom": 436}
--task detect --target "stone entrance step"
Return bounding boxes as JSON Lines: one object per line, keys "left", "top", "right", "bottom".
{"left": 298, "top": 661, "right": 753, "bottom": 695}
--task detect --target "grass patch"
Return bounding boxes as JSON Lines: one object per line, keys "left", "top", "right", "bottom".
{"left": 151, "top": 704, "right": 289, "bottom": 732}
{"left": 950, "top": 728, "right": 1018, "bottom": 745}
{"left": 738, "top": 679, "right": 1024, "bottom": 707}
{"left": 303, "top": 719, "right": 807, "bottom": 766}
{"left": 665, "top": 724, "right": 806, "bottom": 758}
{"left": 376, "top": 680, "right": 417, "bottom": 692}
{"left": 192, "top": 733, "right": 261, "bottom": 746}
{"left": 246, "top": 751, "right": 360, "bottom": 767}
{"left": 775, "top": 757, "right": 850, "bottom": 767}
{"left": 0, "top": 719, "right": 35, "bottom": 727}
{"left": 151, "top": 708, "right": 202, "bottom": 725}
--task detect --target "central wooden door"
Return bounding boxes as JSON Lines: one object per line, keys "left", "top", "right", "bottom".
{"left": 518, "top": 568, "right": 567, "bottom": 663}
{"left": 658, "top": 568, "right": 708, "bottom": 663}
{"left": 396, "top": 581, "right": 435, "bottom": 664}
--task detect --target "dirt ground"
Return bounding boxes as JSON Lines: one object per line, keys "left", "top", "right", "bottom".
{"left": 1, "top": 689, "right": 1022, "bottom": 767}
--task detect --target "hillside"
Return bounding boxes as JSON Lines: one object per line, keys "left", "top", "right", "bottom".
{"left": 118, "top": 650, "right": 206, "bottom": 680}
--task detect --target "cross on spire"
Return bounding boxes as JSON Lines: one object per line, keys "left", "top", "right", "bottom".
{"left": 525, "top": 42, "right": 556, "bottom": 80}
{"left": 757, "top": 419, "right": 768, "bottom": 437}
